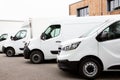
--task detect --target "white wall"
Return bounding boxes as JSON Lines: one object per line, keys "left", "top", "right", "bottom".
{"left": 0, "top": 21, "right": 23, "bottom": 35}
{"left": 31, "top": 18, "right": 57, "bottom": 38}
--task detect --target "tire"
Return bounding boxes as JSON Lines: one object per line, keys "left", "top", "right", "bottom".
{"left": 30, "top": 50, "right": 44, "bottom": 64}
{"left": 79, "top": 58, "right": 102, "bottom": 79}
{"left": 6, "top": 48, "right": 15, "bottom": 57}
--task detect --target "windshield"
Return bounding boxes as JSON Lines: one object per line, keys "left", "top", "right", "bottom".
{"left": 0, "top": 34, "right": 8, "bottom": 39}
{"left": 79, "top": 24, "right": 102, "bottom": 38}
{"left": 15, "top": 30, "right": 27, "bottom": 39}
{"left": 42, "top": 25, "right": 61, "bottom": 40}
{"left": 79, "top": 20, "right": 110, "bottom": 38}
{"left": 0, "top": 34, "right": 8, "bottom": 41}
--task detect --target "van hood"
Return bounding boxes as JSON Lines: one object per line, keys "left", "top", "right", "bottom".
{"left": 61, "top": 38, "right": 84, "bottom": 46}
{"left": 26, "top": 37, "right": 39, "bottom": 43}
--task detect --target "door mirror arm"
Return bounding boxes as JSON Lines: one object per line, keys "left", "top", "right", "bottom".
{"left": 11, "top": 36, "right": 18, "bottom": 41}
{"left": 41, "top": 33, "right": 46, "bottom": 40}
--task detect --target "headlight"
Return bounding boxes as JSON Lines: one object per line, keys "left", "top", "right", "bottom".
{"left": 62, "top": 41, "right": 81, "bottom": 51}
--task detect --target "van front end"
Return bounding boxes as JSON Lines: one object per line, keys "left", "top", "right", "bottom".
{"left": 23, "top": 38, "right": 46, "bottom": 64}
{"left": 57, "top": 37, "right": 101, "bottom": 79}
{"left": 57, "top": 50, "right": 80, "bottom": 71}
{"left": 57, "top": 38, "right": 84, "bottom": 71}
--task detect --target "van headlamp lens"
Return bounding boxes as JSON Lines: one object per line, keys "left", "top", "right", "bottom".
{"left": 62, "top": 42, "right": 81, "bottom": 51}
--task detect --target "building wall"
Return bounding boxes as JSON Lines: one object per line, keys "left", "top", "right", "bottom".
{"left": 69, "top": 0, "right": 120, "bottom": 16}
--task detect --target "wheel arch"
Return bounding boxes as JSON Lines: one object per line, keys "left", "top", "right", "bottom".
{"left": 30, "top": 49, "right": 44, "bottom": 60}
{"left": 79, "top": 55, "right": 104, "bottom": 71}
{"left": 5, "top": 46, "right": 15, "bottom": 53}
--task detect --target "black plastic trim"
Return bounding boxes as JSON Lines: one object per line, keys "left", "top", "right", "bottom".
{"left": 19, "top": 48, "right": 24, "bottom": 50}
{"left": 24, "top": 45, "right": 30, "bottom": 59}
{"left": 108, "top": 65, "right": 120, "bottom": 70}
{"left": 51, "top": 51, "right": 59, "bottom": 54}
{"left": 57, "top": 60, "right": 79, "bottom": 71}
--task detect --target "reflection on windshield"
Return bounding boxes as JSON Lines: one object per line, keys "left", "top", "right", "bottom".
{"left": 79, "top": 20, "right": 110, "bottom": 38}
{"left": 79, "top": 24, "right": 104, "bottom": 38}
{"left": 0, "top": 34, "right": 8, "bottom": 39}
{"left": 80, "top": 27, "right": 97, "bottom": 38}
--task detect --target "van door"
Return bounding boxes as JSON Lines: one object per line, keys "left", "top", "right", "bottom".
{"left": 96, "top": 21, "right": 120, "bottom": 69}
{"left": 12, "top": 30, "right": 27, "bottom": 54}
{"left": 41, "top": 24, "right": 61, "bottom": 59}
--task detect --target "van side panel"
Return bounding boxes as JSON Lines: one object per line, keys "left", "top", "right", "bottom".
{"left": 60, "top": 22, "right": 104, "bottom": 41}
{"left": 42, "top": 22, "right": 104, "bottom": 60}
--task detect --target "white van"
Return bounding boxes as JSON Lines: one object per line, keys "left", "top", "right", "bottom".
{"left": 3, "top": 26, "right": 31, "bottom": 57}
{"left": 23, "top": 16, "right": 113, "bottom": 64}
{"left": 57, "top": 15, "right": 120, "bottom": 79}
{"left": 0, "top": 20, "right": 24, "bottom": 53}
{"left": 0, "top": 33, "right": 8, "bottom": 52}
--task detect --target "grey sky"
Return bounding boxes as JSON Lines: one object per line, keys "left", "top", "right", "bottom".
{"left": 0, "top": 0, "right": 80, "bottom": 20}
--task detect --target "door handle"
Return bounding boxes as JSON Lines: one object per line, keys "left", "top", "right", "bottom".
{"left": 56, "top": 41, "right": 61, "bottom": 43}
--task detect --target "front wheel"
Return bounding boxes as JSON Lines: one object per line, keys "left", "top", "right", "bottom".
{"left": 6, "top": 48, "right": 15, "bottom": 57}
{"left": 30, "top": 50, "right": 44, "bottom": 64}
{"left": 79, "top": 58, "right": 102, "bottom": 79}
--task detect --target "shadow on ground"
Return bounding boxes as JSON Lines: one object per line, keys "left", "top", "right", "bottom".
{"left": 59, "top": 71, "right": 120, "bottom": 79}
{"left": 2, "top": 54, "right": 24, "bottom": 57}
{"left": 98, "top": 71, "right": 120, "bottom": 79}
{"left": 25, "top": 59, "right": 57, "bottom": 64}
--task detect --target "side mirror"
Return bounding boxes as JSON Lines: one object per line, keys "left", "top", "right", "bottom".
{"left": 10, "top": 36, "right": 17, "bottom": 40}
{"left": 96, "top": 31, "right": 108, "bottom": 42}
{"left": 101, "top": 31, "right": 109, "bottom": 40}
{"left": 41, "top": 33, "right": 46, "bottom": 40}
{"left": 10, "top": 36, "right": 14, "bottom": 40}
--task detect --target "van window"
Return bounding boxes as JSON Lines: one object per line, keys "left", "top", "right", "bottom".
{"left": 0, "top": 34, "right": 8, "bottom": 41}
{"left": 97, "top": 21, "right": 120, "bottom": 41}
{"left": 15, "top": 30, "right": 27, "bottom": 40}
{"left": 42, "top": 25, "right": 61, "bottom": 40}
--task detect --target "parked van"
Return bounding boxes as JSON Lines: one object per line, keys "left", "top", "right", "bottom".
{"left": 57, "top": 15, "right": 120, "bottom": 79}
{"left": 3, "top": 25, "right": 31, "bottom": 57}
{"left": 23, "top": 16, "right": 113, "bottom": 64}
{"left": 0, "top": 20, "right": 23, "bottom": 53}
{"left": 0, "top": 33, "right": 8, "bottom": 52}
{"left": 3, "top": 18, "right": 57, "bottom": 57}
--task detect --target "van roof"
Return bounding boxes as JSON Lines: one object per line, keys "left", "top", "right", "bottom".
{"left": 28, "top": 15, "right": 120, "bottom": 25}
{"left": 53, "top": 15, "right": 120, "bottom": 24}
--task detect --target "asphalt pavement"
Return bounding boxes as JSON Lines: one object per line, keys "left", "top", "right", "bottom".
{"left": 0, "top": 53, "right": 120, "bottom": 80}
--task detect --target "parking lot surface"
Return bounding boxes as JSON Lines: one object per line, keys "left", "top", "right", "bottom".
{"left": 0, "top": 54, "right": 120, "bottom": 80}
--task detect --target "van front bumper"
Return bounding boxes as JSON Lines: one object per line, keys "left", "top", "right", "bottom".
{"left": 2, "top": 46, "right": 6, "bottom": 53}
{"left": 57, "top": 60, "right": 79, "bottom": 71}
{"left": 24, "top": 45, "right": 30, "bottom": 59}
